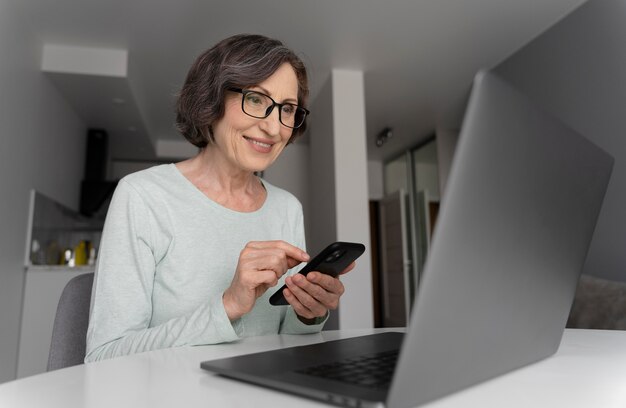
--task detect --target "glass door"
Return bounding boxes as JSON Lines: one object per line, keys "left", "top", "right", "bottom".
{"left": 378, "top": 137, "right": 439, "bottom": 326}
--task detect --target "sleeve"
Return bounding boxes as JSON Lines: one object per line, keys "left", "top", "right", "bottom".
{"left": 85, "top": 180, "right": 241, "bottom": 363}
{"left": 278, "top": 199, "right": 329, "bottom": 334}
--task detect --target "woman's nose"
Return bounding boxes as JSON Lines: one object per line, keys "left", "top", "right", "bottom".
{"left": 259, "top": 106, "right": 282, "bottom": 136}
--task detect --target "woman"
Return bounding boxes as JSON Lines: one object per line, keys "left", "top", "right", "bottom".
{"left": 85, "top": 34, "right": 354, "bottom": 362}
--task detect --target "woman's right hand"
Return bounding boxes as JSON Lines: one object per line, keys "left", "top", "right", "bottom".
{"left": 222, "top": 240, "right": 310, "bottom": 321}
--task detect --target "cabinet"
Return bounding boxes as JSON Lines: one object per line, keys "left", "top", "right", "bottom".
{"left": 18, "top": 190, "right": 102, "bottom": 378}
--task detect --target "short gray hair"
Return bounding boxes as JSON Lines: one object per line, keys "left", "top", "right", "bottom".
{"left": 175, "top": 34, "right": 309, "bottom": 148}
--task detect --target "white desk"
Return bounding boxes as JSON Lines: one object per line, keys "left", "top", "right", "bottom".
{"left": 1, "top": 328, "right": 625, "bottom": 407}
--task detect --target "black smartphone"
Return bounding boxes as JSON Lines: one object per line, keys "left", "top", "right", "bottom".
{"left": 269, "top": 241, "right": 366, "bottom": 306}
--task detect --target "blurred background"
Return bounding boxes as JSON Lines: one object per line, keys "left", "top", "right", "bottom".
{"left": 4, "top": 0, "right": 626, "bottom": 383}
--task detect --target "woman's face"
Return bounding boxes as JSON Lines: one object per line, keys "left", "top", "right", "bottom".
{"left": 211, "top": 63, "right": 299, "bottom": 173}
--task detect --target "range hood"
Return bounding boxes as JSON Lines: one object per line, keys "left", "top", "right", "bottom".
{"left": 79, "top": 129, "right": 117, "bottom": 217}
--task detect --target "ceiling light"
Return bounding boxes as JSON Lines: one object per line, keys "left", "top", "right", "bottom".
{"left": 376, "top": 127, "right": 393, "bottom": 147}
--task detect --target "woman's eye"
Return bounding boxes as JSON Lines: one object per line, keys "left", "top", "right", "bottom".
{"left": 245, "top": 94, "right": 264, "bottom": 105}
{"left": 281, "top": 104, "right": 296, "bottom": 116}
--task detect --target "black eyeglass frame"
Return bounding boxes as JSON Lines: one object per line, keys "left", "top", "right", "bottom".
{"left": 228, "top": 87, "right": 310, "bottom": 129}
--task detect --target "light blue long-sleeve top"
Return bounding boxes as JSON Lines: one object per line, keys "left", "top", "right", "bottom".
{"left": 85, "top": 164, "right": 324, "bottom": 362}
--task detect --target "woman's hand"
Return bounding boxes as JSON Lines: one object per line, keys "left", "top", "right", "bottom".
{"left": 223, "top": 240, "right": 309, "bottom": 321}
{"left": 283, "top": 262, "right": 356, "bottom": 323}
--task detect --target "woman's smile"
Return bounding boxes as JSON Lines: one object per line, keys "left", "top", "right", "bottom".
{"left": 243, "top": 135, "right": 275, "bottom": 154}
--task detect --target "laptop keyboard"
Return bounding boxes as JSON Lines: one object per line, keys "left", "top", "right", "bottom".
{"left": 296, "top": 349, "right": 399, "bottom": 389}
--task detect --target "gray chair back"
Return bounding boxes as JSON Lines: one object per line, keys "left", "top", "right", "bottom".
{"left": 47, "top": 272, "right": 94, "bottom": 371}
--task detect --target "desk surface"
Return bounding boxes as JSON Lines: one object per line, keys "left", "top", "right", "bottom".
{"left": 1, "top": 328, "right": 625, "bottom": 408}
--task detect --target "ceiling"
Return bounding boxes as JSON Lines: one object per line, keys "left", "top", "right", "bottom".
{"left": 17, "top": 0, "right": 587, "bottom": 162}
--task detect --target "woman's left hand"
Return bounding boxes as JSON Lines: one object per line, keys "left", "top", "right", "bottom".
{"left": 283, "top": 262, "right": 356, "bottom": 322}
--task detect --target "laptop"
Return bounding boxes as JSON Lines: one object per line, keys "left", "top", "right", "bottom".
{"left": 200, "top": 70, "right": 614, "bottom": 408}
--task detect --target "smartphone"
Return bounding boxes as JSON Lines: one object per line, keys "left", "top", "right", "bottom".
{"left": 269, "top": 241, "right": 366, "bottom": 306}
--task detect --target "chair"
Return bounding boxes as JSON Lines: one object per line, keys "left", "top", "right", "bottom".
{"left": 47, "top": 272, "right": 94, "bottom": 371}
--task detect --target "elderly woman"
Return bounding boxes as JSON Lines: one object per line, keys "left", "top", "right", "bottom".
{"left": 85, "top": 34, "right": 354, "bottom": 362}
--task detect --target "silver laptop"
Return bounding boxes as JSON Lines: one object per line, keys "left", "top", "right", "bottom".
{"left": 200, "top": 71, "right": 613, "bottom": 408}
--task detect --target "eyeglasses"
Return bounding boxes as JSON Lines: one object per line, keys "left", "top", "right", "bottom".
{"left": 228, "top": 88, "right": 309, "bottom": 129}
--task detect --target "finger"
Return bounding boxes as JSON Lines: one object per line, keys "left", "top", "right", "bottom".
{"left": 293, "top": 274, "right": 332, "bottom": 300}
{"left": 287, "top": 275, "right": 325, "bottom": 312}
{"left": 241, "top": 247, "right": 305, "bottom": 278}
{"left": 288, "top": 275, "right": 337, "bottom": 312}
{"left": 246, "top": 240, "right": 310, "bottom": 264}
{"left": 238, "top": 269, "right": 280, "bottom": 289}
{"left": 245, "top": 250, "right": 291, "bottom": 275}
{"left": 283, "top": 289, "right": 316, "bottom": 319}
{"left": 338, "top": 261, "right": 356, "bottom": 275}
{"left": 244, "top": 243, "right": 308, "bottom": 269}
{"left": 284, "top": 288, "right": 327, "bottom": 319}
{"left": 306, "top": 272, "right": 345, "bottom": 297}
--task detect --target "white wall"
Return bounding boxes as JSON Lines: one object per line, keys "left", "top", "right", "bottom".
{"left": 495, "top": 0, "right": 626, "bottom": 282}
{"left": 308, "top": 70, "right": 374, "bottom": 330}
{"left": 368, "top": 160, "right": 384, "bottom": 200}
{"left": 331, "top": 70, "right": 374, "bottom": 329}
{"left": 0, "top": 2, "right": 86, "bottom": 382}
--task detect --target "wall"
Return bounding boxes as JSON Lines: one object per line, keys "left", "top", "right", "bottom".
{"left": 307, "top": 71, "right": 374, "bottom": 330}
{"left": 307, "top": 77, "right": 339, "bottom": 329}
{"left": 307, "top": 78, "right": 337, "bottom": 258}
{"left": 368, "top": 160, "right": 384, "bottom": 200}
{"left": 0, "top": 2, "right": 86, "bottom": 382}
{"left": 331, "top": 70, "right": 374, "bottom": 329}
{"left": 495, "top": 0, "right": 626, "bottom": 282}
